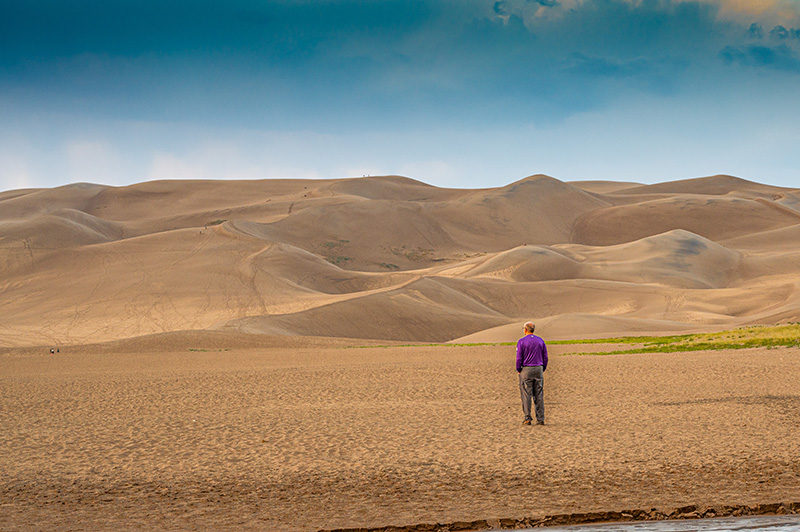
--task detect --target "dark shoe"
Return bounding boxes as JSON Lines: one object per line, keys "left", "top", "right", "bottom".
{"left": 536, "top": 421, "right": 545, "bottom": 425}
{"left": 522, "top": 420, "right": 532, "bottom": 425}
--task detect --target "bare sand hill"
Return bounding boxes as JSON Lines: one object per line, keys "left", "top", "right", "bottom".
{"left": 2, "top": 174, "right": 800, "bottom": 347}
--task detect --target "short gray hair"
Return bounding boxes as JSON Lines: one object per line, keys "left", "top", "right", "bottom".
{"left": 524, "top": 322, "right": 535, "bottom": 333}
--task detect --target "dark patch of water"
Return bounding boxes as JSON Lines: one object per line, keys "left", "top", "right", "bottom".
{"left": 524, "top": 515, "right": 800, "bottom": 531}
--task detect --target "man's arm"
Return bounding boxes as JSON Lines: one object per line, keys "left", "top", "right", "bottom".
{"left": 542, "top": 341, "right": 548, "bottom": 372}
{"left": 516, "top": 341, "right": 523, "bottom": 373}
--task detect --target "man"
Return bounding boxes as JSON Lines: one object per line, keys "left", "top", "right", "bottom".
{"left": 516, "top": 321, "right": 548, "bottom": 426}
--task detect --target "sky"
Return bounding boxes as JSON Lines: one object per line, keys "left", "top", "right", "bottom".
{"left": 1, "top": 0, "right": 800, "bottom": 192}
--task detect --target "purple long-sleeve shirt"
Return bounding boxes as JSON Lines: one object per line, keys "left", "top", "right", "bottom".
{"left": 516, "top": 334, "right": 548, "bottom": 373}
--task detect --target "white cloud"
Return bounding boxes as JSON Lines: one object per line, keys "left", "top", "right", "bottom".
{"left": 497, "top": 0, "right": 800, "bottom": 27}
{"left": 340, "top": 165, "right": 388, "bottom": 178}
{"left": 146, "top": 138, "right": 324, "bottom": 182}
{"left": 397, "top": 160, "right": 458, "bottom": 184}
{"left": 147, "top": 152, "right": 207, "bottom": 181}
{"left": 0, "top": 137, "right": 36, "bottom": 192}
{"left": 715, "top": 0, "right": 800, "bottom": 23}
{"left": 0, "top": 156, "right": 34, "bottom": 192}
{"left": 63, "top": 140, "right": 121, "bottom": 184}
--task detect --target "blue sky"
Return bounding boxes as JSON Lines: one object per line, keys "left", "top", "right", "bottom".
{"left": 2, "top": 0, "right": 799, "bottom": 192}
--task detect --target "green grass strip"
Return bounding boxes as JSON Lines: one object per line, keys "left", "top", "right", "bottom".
{"left": 344, "top": 324, "right": 800, "bottom": 354}
{"left": 567, "top": 324, "right": 800, "bottom": 355}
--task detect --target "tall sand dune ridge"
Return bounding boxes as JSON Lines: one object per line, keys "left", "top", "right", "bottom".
{"left": 1, "top": 174, "right": 799, "bottom": 347}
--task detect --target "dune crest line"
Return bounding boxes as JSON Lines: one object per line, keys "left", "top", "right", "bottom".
{"left": 2, "top": 174, "right": 799, "bottom": 345}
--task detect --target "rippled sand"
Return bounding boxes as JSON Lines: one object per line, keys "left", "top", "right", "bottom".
{"left": 2, "top": 343, "right": 799, "bottom": 531}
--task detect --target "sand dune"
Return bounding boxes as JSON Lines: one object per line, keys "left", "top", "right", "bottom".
{"left": 451, "top": 314, "right": 715, "bottom": 343}
{"left": 452, "top": 245, "right": 586, "bottom": 282}
{"left": 217, "top": 277, "right": 511, "bottom": 342}
{"left": 572, "top": 195, "right": 800, "bottom": 246}
{"left": 2, "top": 174, "right": 799, "bottom": 347}
{"left": 609, "top": 174, "right": 793, "bottom": 197}
{"left": 568, "top": 180, "right": 644, "bottom": 194}
{"left": 722, "top": 222, "right": 800, "bottom": 252}
{"left": 568, "top": 229, "right": 743, "bottom": 289}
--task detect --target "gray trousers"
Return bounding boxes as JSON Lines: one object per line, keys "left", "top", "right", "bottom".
{"left": 519, "top": 366, "right": 544, "bottom": 423}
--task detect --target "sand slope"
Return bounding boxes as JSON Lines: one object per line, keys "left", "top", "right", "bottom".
{"left": 2, "top": 174, "right": 799, "bottom": 346}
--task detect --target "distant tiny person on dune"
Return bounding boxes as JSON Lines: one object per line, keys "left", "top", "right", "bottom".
{"left": 516, "top": 321, "right": 548, "bottom": 426}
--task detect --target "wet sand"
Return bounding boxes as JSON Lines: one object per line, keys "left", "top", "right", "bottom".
{"left": 2, "top": 343, "right": 799, "bottom": 531}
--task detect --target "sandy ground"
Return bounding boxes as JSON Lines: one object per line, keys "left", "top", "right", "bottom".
{"left": 2, "top": 342, "right": 799, "bottom": 531}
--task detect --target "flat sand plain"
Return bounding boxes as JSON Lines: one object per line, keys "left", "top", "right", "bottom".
{"left": 2, "top": 341, "right": 799, "bottom": 531}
